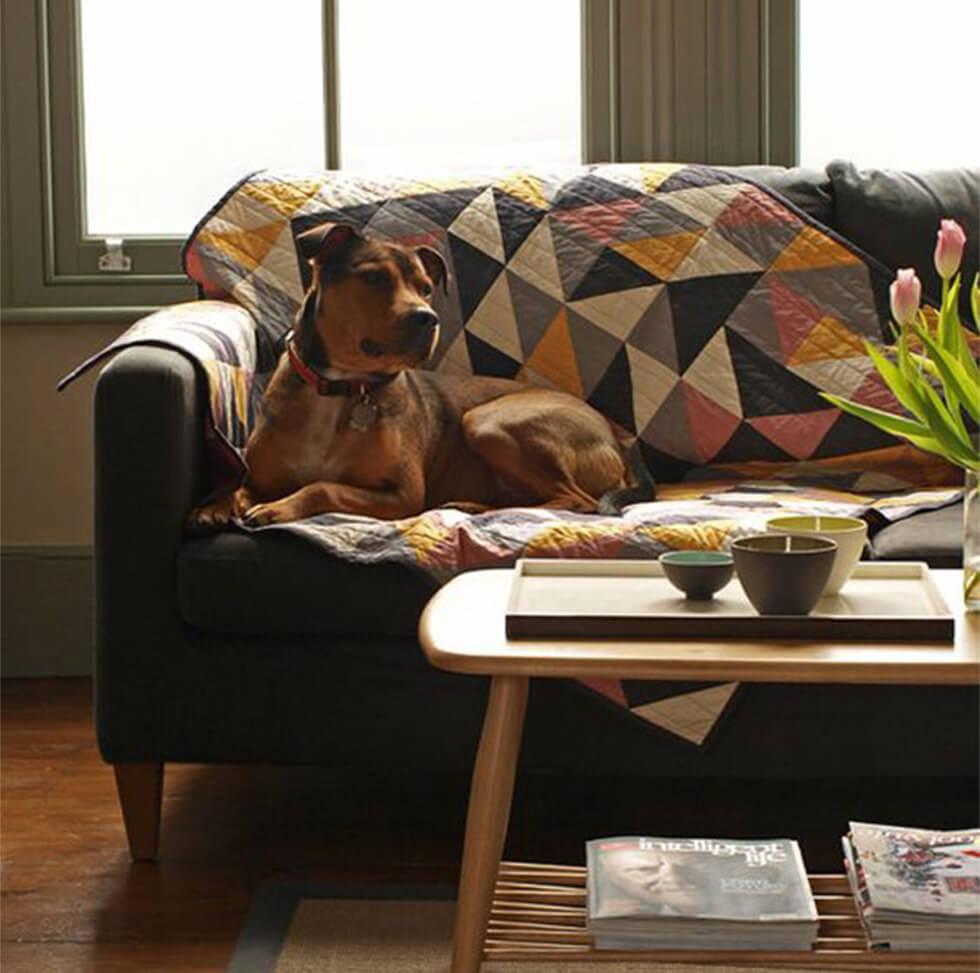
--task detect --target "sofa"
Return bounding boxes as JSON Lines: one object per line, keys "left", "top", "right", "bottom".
{"left": 92, "top": 160, "right": 978, "bottom": 860}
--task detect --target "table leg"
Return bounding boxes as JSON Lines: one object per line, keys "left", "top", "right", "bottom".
{"left": 451, "top": 675, "right": 529, "bottom": 973}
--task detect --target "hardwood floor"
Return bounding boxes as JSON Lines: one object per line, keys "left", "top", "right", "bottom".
{"left": 3, "top": 678, "right": 976, "bottom": 972}
{"left": 1, "top": 679, "right": 468, "bottom": 972}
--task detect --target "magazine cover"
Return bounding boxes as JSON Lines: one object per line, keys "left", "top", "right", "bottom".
{"left": 586, "top": 836, "right": 817, "bottom": 924}
{"left": 849, "top": 822, "right": 980, "bottom": 917}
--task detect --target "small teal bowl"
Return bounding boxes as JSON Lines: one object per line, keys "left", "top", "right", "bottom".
{"left": 659, "top": 550, "right": 735, "bottom": 600}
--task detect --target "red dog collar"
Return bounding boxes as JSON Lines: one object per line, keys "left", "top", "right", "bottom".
{"left": 285, "top": 332, "right": 395, "bottom": 397}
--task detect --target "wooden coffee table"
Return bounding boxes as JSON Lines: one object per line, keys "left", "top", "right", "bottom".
{"left": 419, "top": 567, "right": 979, "bottom": 973}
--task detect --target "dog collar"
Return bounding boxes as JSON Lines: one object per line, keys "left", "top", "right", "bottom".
{"left": 285, "top": 332, "right": 396, "bottom": 398}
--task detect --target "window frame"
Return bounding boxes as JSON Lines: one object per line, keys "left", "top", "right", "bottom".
{"left": 2, "top": 0, "right": 198, "bottom": 317}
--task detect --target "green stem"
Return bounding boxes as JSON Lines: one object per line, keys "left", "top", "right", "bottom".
{"left": 966, "top": 476, "right": 980, "bottom": 608}
{"left": 967, "top": 568, "right": 980, "bottom": 603}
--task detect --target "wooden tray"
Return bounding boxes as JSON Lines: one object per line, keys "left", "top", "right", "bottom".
{"left": 506, "top": 560, "right": 954, "bottom": 642}
{"left": 485, "top": 861, "right": 977, "bottom": 969}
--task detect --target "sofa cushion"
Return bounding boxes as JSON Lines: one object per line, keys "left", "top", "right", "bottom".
{"left": 178, "top": 503, "right": 963, "bottom": 637}
{"left": 870, "top": 502, "right": 963, "bottom": 568}
{"left": 826, "top": 161, "right": 980, "bottom": 309}
{"left": 177, "top": 531, "right": 436, "bottom": 637}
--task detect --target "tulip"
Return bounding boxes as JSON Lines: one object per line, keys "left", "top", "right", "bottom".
{"left": 890, "top": 268, "right": 921, "bottom": 327}
{"left": 934, "top": 219, "right": 966, "bottom": 280}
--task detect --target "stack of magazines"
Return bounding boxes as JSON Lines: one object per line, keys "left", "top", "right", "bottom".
{"left": 843, "top": 822, "right": 980, "bottom": 951}
{"left": 585, "top": 836, "right": 819, "bottom": 950}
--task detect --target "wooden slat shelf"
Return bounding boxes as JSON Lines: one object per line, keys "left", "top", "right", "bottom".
{"left": 485, "top": 861, "right": 979, "bottom": 970}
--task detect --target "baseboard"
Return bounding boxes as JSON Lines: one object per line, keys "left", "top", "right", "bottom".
{"left": 1, "top": 546, "right": 93, "bottom": 677}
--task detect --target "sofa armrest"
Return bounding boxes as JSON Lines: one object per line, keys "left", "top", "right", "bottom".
{"left": 94, "top": 344, "right": 205, "bottom": 761}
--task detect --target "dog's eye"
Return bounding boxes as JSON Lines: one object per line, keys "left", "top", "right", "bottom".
{"left": 420, "top": 282, "right": 433, "bottom": 298}
{"left": 358, "top": 269, "right": 389, "bottom": 287}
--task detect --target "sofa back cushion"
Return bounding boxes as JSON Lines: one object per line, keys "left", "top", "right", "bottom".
{"left": 827, "top": 160, "right": 979, "bottom": 310}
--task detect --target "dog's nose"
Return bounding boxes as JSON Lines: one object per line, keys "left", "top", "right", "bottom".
{"left": 405, "top": 308, "right": 438, "bottom": 330}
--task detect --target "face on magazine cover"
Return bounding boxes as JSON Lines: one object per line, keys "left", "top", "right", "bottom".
{"left": 604, "top": 848, "right": 712, "bottom": 913}
{"left": 604, "top": 847, "right": 786, "bottom": 917}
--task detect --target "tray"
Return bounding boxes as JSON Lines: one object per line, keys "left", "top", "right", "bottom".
{"left": 505, "top": 559, "right": 955, "bottom": 642}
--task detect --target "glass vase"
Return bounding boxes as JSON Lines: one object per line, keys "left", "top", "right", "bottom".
{"left": 965, "top": 470, "right": 980, "bottom": 613}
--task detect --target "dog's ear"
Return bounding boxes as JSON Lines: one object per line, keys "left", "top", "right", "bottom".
{"left": 297, "top": 222, "right": 361, "bottom": 265}
{"left": 416, "top": 246, "right": 449, "bottom": 295}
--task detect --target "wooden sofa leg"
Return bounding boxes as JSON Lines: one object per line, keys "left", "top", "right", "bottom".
{"left": 113, "top": 763, "right": 164, "bottom": 861}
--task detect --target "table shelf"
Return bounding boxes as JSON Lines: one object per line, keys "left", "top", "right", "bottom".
{"left": 485, "top": 861, "right": 978, "bottom": 970}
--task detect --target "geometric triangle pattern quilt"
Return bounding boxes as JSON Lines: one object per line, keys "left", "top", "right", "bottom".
{"left": 183, "top": 162, "right": 956, "bottom": 491}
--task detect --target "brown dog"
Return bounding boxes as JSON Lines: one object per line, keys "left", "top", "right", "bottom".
{"left": 190, "top": 224, "right": 639, "bottom": 529}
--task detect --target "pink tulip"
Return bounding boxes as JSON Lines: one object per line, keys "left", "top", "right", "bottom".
{"left": 934, "top": 219, "right": 966, "bottom": 280}
{"left": 890, "top": 268, "right": 921, "bottom": 327}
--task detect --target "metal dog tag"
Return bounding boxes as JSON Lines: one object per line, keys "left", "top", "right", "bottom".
{"left": 349, "top": 395, "right": 379, "bottom": 432}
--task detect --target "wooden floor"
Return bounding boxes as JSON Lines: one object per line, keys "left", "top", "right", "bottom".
{"left": 2, "top": 678, "right": 976, "bottom": 973}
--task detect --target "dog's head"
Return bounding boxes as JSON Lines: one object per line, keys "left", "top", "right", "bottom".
{"left": 296, "top": 223, "right": 448, "bottom": 375}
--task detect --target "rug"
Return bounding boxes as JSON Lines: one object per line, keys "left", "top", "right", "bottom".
{"left": 227, "top": 883, "right": 839, "bottom": 972}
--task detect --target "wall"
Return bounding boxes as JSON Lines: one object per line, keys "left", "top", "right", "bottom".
{"left": 2, "top": 322, "right": 123, "bottom": 544}
{"left": 1, "top": 321, "right": 124, "bottom": 674}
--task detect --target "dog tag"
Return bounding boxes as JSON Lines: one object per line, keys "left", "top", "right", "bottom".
{"left": 349, "top": 395, "right": 379, "bottom": 432}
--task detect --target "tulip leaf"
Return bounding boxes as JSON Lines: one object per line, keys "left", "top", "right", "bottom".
{"left": 822, "top": 393, "right": 976, "bottom": 470}
{"left": 820, "top": 393, "right": 932, "bottom": 439}
{"left": 971, "top": 272, "right": 980, "bottom": 330}
{"left": 904, "top": 432, "right": 978, "bottom": 471}
{"left": 864, "top": 341, "right": 928, "bottom": 423}
{"left": 939, "top": 275, "right": 963, "bottom": 358}
{"left": 915, "top": 381, "right": 976, "bottom": 466}
{"left": 913, "top": 325, "right": 980, "bottom": 424}
{"left": 956, "top": 332, "right": 980, "bottom": 388}
{"left": 907, "top": 352, "right": 940, "bottom": 381}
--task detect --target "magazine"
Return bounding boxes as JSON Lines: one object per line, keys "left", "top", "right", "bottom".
{"left": 586, "top": 836, "right": 818, "bottom": 950}
{"left": 849, "top": 822, "right": 980, "bottom": 918}
{"left": 844, "top": 822, "right": 980, "bottom": 952}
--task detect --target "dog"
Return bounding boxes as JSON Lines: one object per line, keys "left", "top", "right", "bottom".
{"left": 190, "top": 223, "right": 650, "bottom": 530}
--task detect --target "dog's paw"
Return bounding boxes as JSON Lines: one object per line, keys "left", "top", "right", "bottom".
{"left": 242, "top": 500, "right": 296, "bottom": 527}
{"left": 187, "top": 490, "right": 249, "bottom": 533}
{"left": 187, "top": 501, "right": 232, "bottom": 533}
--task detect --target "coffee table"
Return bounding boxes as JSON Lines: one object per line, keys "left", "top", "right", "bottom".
{"left": 419, "top": 567, "right": 979, "bottom": 972}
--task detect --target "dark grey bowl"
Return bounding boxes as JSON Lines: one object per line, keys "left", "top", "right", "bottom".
{"left": 731, "top": 534, "right": 838, "bottom": 616}
{"left": 659, "top": 551, "right": 735, "bottom": 600}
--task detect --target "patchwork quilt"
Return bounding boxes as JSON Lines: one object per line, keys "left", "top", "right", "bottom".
{"left": 60, "top": 163, "right": 964, "bottom": 745}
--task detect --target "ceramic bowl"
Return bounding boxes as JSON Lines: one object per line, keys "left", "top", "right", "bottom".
{"left": 766, "top": 515, "right": 868, "bottom": 595}
{"left": 659, "top": 550, "right": 735, "bottom": 600}
{"left": 731, "top": 534, "right": 837, "bottom": 616}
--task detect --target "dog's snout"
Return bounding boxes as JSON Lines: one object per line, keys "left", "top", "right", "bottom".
{"left": 405, "top": 308, "right": 438, "bottom": 330}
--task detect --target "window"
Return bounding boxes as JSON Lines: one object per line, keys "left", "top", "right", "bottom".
{"left": 1, "top": 0, "right": 591, "bottom": 316}
{"left": 79, "top": 0, "right": 326, "bottom": 238}
{"left": 338, "top": 0, "right": 581, "bottom": 172}
{"left": 82, "top": 0, "right": 581, "bottom": 238}
{"left": 798, "top": 0, "right": 979, "bottom": 170}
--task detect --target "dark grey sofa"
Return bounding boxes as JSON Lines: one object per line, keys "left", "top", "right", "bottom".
{"left": 95, "top": 161, "right": 978, "bottom": 860}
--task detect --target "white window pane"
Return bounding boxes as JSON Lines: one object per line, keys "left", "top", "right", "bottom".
{"left": 79, "top": 0, "right": 325, "bottom": 238}
{"left": 799, "top": 0, "right": 979, "bottom": 171}
{"left": 338, "top": 0, "right": 581, "bottom": 172}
